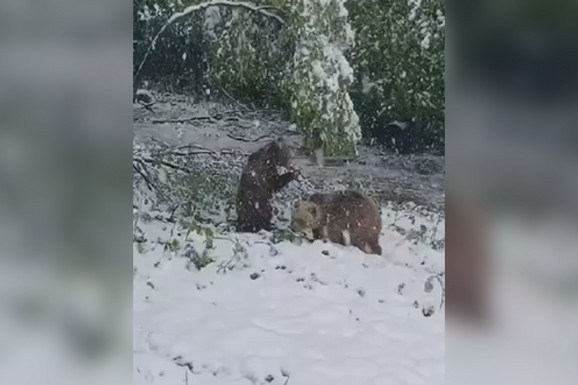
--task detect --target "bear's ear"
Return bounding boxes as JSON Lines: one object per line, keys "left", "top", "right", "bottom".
{"left": 269, "top": 139, "right": 280, "bottom": 152}
{"left": 308, "top": 205, "right": 318, "bottom": 217}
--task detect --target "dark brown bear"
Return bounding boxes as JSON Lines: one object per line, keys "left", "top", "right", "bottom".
{"left": 291, "top": 190, "right": 382, "bottom": 255}
{"left": 236, "top": 138, "right": 296, "bottom": 232}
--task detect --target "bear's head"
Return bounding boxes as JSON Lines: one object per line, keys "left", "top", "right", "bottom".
{"left": 291, "top": 201, "right": 322, "bottom": 236}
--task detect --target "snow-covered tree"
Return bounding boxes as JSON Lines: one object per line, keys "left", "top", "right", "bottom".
{"left": 281, "top": 0, "right": 361, "bottom": 157}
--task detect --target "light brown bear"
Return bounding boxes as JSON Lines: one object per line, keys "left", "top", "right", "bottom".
{"left": 291, "top": 190, "right": 382, "bottom": 255}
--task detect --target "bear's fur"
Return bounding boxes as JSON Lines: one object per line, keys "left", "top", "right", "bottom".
{"left": 236, "top": 138, "right": 296, "bottom": 232}
{"left": 292, "top": 190, "right": 382, "bottom": 255}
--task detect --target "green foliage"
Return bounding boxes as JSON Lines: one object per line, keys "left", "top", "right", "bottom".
{"left": 185, "top": 222, "right": 217, "bottom": 270}
{"left": 184, "top": 244, "right": 215, "bottom": 270}
{"left": 148, "top": 157, "right": 237, "bottom": 228}
{"left": 180, "top": 168, "right": 235, "bottom": 221}
{"left": 347, "top": 0, "right": 445, "bottom": 152}
{"left": 194, "top": 250, "right": 215, "bottom": 270}
{"left": 270, "top": 228, "right": 297, "bottom": 244}
{"left": 209, "top": 2, "right": 288, "bottom": 104}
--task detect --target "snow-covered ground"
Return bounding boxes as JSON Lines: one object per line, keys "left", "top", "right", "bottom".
{"left": 133, "top": 203, "right": 444, "bottom": 385}
{"left": 133, "top": 92, "right": 445, "bottom": 385}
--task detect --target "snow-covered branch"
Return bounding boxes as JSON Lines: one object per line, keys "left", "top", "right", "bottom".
{"left": 166, "top": 1, "right": 284, "bottom": 27}
{"left": 134, "top": 0, "right": 286, "bottom": 92}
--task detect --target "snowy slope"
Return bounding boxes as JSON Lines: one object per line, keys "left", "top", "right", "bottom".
{"left": 133, "top": 203, "right": 444, "bottom": 385}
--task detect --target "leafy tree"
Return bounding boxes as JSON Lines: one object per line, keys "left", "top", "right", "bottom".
{"left": 280, "top": 0, "right": 361, "bottom": 156}
{"left": 347, "top": 0, "right": 445, "bottom": 153}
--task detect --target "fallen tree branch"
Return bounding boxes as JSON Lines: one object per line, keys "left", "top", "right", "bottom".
{"left": 137, "top": 99, "right": 157, "bottom": 113}
{"left": 152, "top": 116, "right": 212, "bottom": 124}
{"left": 226, "top": 133, "right": 272, "bottom": 142}
{"left": 152, "top": 144, "right": 218, "bottom": 158}
{"left": 140, "top": 157, "right": 190, "bottom": 173}
{"left": 133, "top": 163, "right": 154, "bottom": 192}
{"left": 157, "top": 149, "right": 243, "bottom": 160}
{"left": 164, "top": 151, "right": 216, "bottom": 156}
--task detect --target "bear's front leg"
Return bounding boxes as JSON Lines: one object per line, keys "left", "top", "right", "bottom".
{"left": 274, "top": 171, "right": 296, "bottom": 191}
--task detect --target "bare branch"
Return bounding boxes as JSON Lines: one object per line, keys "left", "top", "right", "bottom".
{"left": 152, "top": 116, "right": 213, "bottom": 124}
{"left": 156, "top": 144, "right": 217, "bottom": 154}
{"left": 140, "top": 157, "right": 190, "bottom": 173}
{"left": 166, "top": 151, "right": 216, "bottom": 156}
{"left": 257, "top": 5, "right": 283, "bottom": 13}
{"left": 133, "top": 163, "right": 154, "bottom": 192}
{"left": 226, "top": 133, "right": 272, "bottom": 142}
{"left": 153, "top": 148, "right": 242, "bottom": 160}
{"left": 151, "top": 144, "right": 219, "bottom": 159}
{"left": 137, "top": 100, "right": 157, "bottom": 113}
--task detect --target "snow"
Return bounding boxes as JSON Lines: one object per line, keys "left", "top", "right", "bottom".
{"left": 204, "top": 5, "right": 222, "bottom": 40}
{"left": 420, "top": 34, "right": 431, "bottom": 50}
{"left": 167, "top": 1, "right": 285, "bottom": 27}
{"left": 361, "top": 73, "right": 376, "bottom": 94}
{"left": 133, "top": 201, "right": 445, "bottom": 385}
{"left": 311, "top": 59, "right": 325, "bottom": 81}
{"left": 408, "top": 0, "right": 423, "bottom": 22}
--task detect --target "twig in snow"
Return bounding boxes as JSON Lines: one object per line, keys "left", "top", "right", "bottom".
{"left": 227, "top": 133, "right": 272, "bottom": 142}
{"left": 140, "top": 157, "right": 190, "bottom": 173}
{"left": 191, "top": 144, "right": 218, "bottom": 152}
{"left": 425, "top": 273, "right": 445, "bottom": 310}
{"left": 137, "top": 99, "right": 156, "bottom": 113}
{"left": 152, "top": 116, "right": 213, "bottom": 124}
{"left": 176, "top": 151, "right": 215, "bottom": 156}
{"left": 133, "top": 163, "right": 154, "bottom": 192}
{"left": 217, "top": 238, "right": 250, "bottom": 274}
{"left": 133, "top": 158, "right": 170, "bottom": 200}
{"left": 153, "top": 144, "right": 218, "bottom": 156}
{"left": 173, "top": 356, "right": 194, "bottom": 373}
{"left": 281, "top": 370, "right": 290, "bottom": 385}
{"left": 155, "top": 150, "right": 218, "bottom": 158}
{"left": 152, "top": 147, "right": 242, "bottom": 160}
